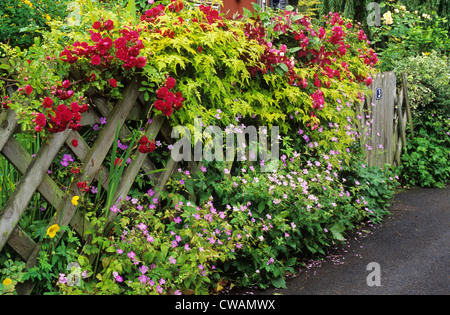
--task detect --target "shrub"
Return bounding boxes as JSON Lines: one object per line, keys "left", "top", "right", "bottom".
{"left": 371, "top": 3, "right": 450, "bottom": 72}
{"left": 392, "top": 51, "right": 450, "bottom": 114}
{"left": 399, "top": 111, "right": 450, "bottom": 188}
{"left": 0, "top": 0, "right": 71, "bottom": 53}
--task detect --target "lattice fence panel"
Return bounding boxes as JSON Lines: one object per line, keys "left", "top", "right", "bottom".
{"left": 0, "top": 79, "right": 181, "bottom": 294}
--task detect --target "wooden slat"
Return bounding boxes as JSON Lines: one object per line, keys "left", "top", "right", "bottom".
{"left": 2, "top": 132, "right": 93, "bottom": 237}
{"left": 0, "top": 109, "right": 18, "bottom": 152}
{"left": 397, "top": 86, "right": 407, "bottom": 149}
{"left": 402, "top": 72, "right": 414, "bottom": 136}
{"left": 6, "top": 226, "right": 36, "bottom": 261}
{"left": 0, "top": 129, "right": 71, "bottom": 251}
{"left": 92, "top": 95, "right": 160, "bottom": 183}
{"left": 67, "top": 130, "right": 110, "bottom": 190}
{"left": 18, "top": 80, "right": 141, "bottom": 295}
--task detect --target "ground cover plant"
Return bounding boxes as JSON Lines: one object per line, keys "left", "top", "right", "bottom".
{"left": 1, "top": 0, "right": 399, "bottom": 294}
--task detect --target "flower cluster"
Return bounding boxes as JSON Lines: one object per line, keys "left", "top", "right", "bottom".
{"left": 141, "top": 4, "right": 165, "bottom": 24}
{"left": 167, "top": 0, "right": 184, "bottom": 13}
{"left": 153, "top": 77, "right": 184, "bottom": 117}
{"left": 46, "top": 100, "right": 88, "bottom": 133}
{"left": 310, "top": 89, "right": 325, "bottom": 110}
{"left": 32, "top": 79, "right": 89, "bottom": 133}
{"left": 197, "top": 4, "right": 225, "bottom": 29}
{"left": 243, "top": 20, "right": 296, "bottom": 82}
{"left": 1, "top": 95, "right": 11, "bottom": 110}
{"left": 138, "top": 135, "right": 156, "bottom": 154}
{"left": 76, "top": 181, "right": 91, "bottom": 193}
{"left": 60, "top": 19, "right": 147, "bottom": 70}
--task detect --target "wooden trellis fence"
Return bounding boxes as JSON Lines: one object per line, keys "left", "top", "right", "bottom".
{"left": 0, "top": 79, "right": 186, "bottom": 294}
{"left": 0, "top": 71, "right": 414, "bottom": 294}
{"left": 356, "top": 71, "right": 413, "bottom": 168}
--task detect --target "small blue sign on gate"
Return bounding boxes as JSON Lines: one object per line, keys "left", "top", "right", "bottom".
{"left": 376, "top": 88, "right": 382, "bottom": 100}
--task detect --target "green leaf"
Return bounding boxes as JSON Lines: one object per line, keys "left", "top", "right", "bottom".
{"left": 86, "top": 0, "right": 96, "bottom": 24}
{"left": 279, "top": 63, "right": 289, "bottom": 72}
{"left": 258, "top": 201, "right": 265, "bottom": 212}
{"left": 330, "top": 223, "right": 345, "bottom": 241}
{"left": 161, "top": 243, "right": 169, "bottom": 259}
{"left": 285, "top": 5, "right": 294, "bottom": 11}
{"left": 242, "top": 8, "right": 252, "bottom": 17}
{"left": 291, "top": 14, "right": 304, "bottom": 21}
{"left": 251, "top": 3, "right": 262, "bottom": 12}
{"left": 184, "top": 180, "right": 194, "bottom": 195}
{"left": 127, "top": 0, "right": 137, "bottom": 23}
{"left": 271, "top": 277, "right": 286, "bottom": 288}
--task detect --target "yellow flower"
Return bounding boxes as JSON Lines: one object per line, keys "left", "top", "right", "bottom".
{"left": 71, "top": 196, "right": 79, "bottom": 206}
{"left": 2, "top": 278, "right": 12, "bottom": 286}
{"left": 22, "top": 0, "right": 33, "bottom": 7}
{"left": 47, "top": 224, "right": 60, "bottom": 238}
{"left": 383, "top": 11, "right": 394, "bottom": 25}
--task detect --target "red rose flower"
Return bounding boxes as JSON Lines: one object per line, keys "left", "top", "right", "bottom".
{"left": 166, "top": 77, "right": 176, "bottom": 89}
{"left": 35, "top": 112, "right": 47, "bottom": 127}
{"left": 116, "top": 49, "right": 129, "bottom": 61}
{"left": 104, "top": 19, "right": 114, "bottom": 31}
{"left": 139, "top": 136, "right": 149, "bottom": 145}
{"left": 91, "top": 55, "right": 101, "bottom": 65}
{"left": 109, "top": 78, "right": 118, "bottom": 88}
{"left": 93, "top": 21, "right": 102, "bottom": 30}
{"left": 70, "top": 102, "right": 80, "bottom": 113}
{"left": 147, "top": 140, "right": 156, "bottom": 152}
{"left": 157, "top": 87, "right": 168, "bottom": 99}
{"left": 86, "top": 73, "right": 96, "bottom": 82}
{"left": 25, "top": 84, "right": 33, "bottom": 95}
{"left": 154, "top": 99, "right": 165, "bottom": 110}
{"left": 91, "top": 32, "right": 102, "bottom": 43}
{"left": 42, "top": 97, "right": 53, "bottom": 108}
{"left": 162, "top": 103, "right": 173, "bottom": 117}
{"left": 138, "top": 144, "right": 148, "bottom": 154}
{"left": 114, "top": 37, "right": 127, "bottom": 49}
{"left": 79, "top": 104, "right": 89, "bottom": 113}
{"left": 77, "top": 181, "right": 90, "bottom": 192}
{"left": 173, "top": 100, "right": 183, "bottom": 110}
{"left": 62, "top": 80, "right": 71, "bottom": 89}
{"left": 135, "top": 56, "right": 147, "bottom": 68}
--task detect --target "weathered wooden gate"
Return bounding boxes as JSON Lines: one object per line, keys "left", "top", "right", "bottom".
{"left": 356, "top": 71, "right": 413, "bottom": 168}
{"left": 0, "top": 80, "right": 184, "bottom": 294}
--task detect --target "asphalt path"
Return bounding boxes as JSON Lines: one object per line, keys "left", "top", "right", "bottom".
{"left": 258, "top": 185, "right": 450, "bottom": 295}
